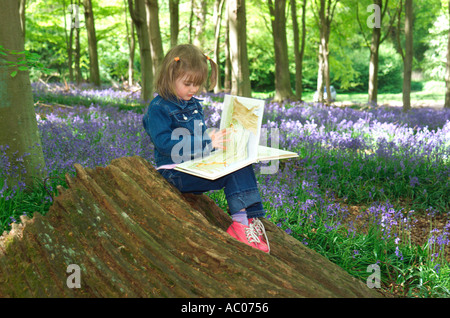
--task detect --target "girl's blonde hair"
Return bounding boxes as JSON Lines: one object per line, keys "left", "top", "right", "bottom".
{"left": 155, "top": 44, "right": 218, "bottom": 101}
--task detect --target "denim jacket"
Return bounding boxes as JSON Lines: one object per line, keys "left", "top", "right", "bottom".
{"left": 142, "top": 95, "right": 213, "bottom": 167}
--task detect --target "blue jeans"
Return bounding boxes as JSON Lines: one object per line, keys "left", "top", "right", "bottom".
{"left": 158, "top": 164, "right": 265, "bottom": 219}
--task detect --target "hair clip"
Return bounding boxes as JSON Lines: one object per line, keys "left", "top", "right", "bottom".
{"left": 174, "top": 57, "right": 180, "bottom": 62}
{"left": 205, "top": 55, "right": 211, "bottom": 61}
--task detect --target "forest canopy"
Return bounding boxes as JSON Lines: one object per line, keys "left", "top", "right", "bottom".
{"left": 24, "top": 0, "right": 447, "bottom": 94}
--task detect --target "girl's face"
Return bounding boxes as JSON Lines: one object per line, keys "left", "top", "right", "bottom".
{"left": 175, "top": 75, "right": 200, "bottom": 101}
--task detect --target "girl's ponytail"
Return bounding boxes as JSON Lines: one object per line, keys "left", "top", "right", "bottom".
{"left": 205, "top": 55, "right": 218, "bottom": 91}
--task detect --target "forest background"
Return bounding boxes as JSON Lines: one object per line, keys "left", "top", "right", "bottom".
{"left": 21, "top": 0, "right": 450, "bottom": 108}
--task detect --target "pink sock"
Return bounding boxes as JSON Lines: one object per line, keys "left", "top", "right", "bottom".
{"left": 232, "top": 210, "right": 248, "bottom": 226}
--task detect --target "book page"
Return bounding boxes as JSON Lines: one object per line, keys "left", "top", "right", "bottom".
{"left": 175, "top": 95, "right": 265, "bottom": 179}
{"left": 257, "top": 145, "right": 299, "bottom": 161}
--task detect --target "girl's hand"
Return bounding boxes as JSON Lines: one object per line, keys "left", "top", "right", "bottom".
{"left": 208, "top": 129, "right": 231, "bottom": 150}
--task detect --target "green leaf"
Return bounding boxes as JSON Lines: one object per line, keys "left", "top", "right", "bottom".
{"left": 10, "top": 71, "right": 17, "bottom": 77}
{"left": 18, "top": 66, "right": 28, "bottom": 71}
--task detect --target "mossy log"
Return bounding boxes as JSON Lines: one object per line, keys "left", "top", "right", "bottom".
{"left": 0, "top": 156, "right": 383, "bottom": 298}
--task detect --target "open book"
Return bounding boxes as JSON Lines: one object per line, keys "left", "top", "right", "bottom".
{"left": 174, "top": 95, "right": 298, "bottom": 180}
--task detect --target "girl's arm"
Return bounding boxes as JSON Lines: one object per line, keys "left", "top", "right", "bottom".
{"left": 144, "top": 105, "right": 214, "bottom": 162}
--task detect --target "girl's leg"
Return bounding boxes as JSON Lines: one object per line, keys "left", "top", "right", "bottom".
{"left": 158, "top": 165, "right": 269, "bottom": 252}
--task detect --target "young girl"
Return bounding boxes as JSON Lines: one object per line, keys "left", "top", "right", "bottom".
{"left": 142, "top": 44, "right": 269, "bottom": 253}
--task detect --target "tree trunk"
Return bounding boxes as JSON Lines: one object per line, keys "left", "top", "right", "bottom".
{"left": 124, "top": 0, "right": 135, "bottom": 86}
{"left": 68, "top": 26, "right": 74, "bottom": 83}
{"left": 368, "top": 40, "right": 380, "bottom": 105}
{"left": 445, "top": 0, "right": 450, "bottom": 108}
{"left": 0, "top": 156, "right": 384, "bottom": 298}
{"left": 268, "top": 0, "right": 294, "bottom": 102}
{"left": 75, "top": 0, "right": 82, "bottom": 85}
{"left": 193, "top": 0, "right": 207, "bottom": 49}
{"left": 291, "top": 0, "right": 306, "bottom": 101}
{"left": 316, "top": 0, "right": 337, "bottom": 105}
{"left": 65, "top": 0, "right": 75, "bottom": 83}
{"left": 213, "top": 0, "right": 225, "bottom": 93}
{"left": 188, "top": 0, "right": 195, "bottom": 43}
{"left": 402, "top": 0, "right": 413, "bottom": 112}
{"left": 0, "top": 0, "right": 46, "bottom": 189}
{"left": 360, "top": 0, "right": 398, "bottom": 105}
{"left": 128, "top": 0, "right": 153, "bottom": 102}
{"left": 224, "top": 0, "right": 231, "bottom": 92}
{"left": 146, "top": 0, "right": 164, "bottom": 76}
{"left": 228, "top": 0, "right": 251, "bottom": 97}
{"left": 83, "top": 0, "right": 101, "bottom": 86}
{"left": 368, "top": 0, "right": 382, "bottom": 105}
{"left": 316, "top": 0, "right": 326, "bottom": 103}
{"left": 323, "top": 23, "right": 331, "bottom": 105}
{"left": 169, "top": 0, "right": 179, "bottom": 48}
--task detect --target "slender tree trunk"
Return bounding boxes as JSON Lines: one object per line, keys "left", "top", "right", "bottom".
{"left": 193, "top": 0, "right": 207, "bottom": 49}
{"left": 368, "top": 0, "right": 382, "bottom": 105}
{"left": 75, "top": 0, "right": 82, "bottom": 85}
{"left": 169, "top": 0, "right": 179, "bottom": 47}
{"left": 83, "top": 0, "right": 100, "bottom": 86}
{"left": 268, "top": 0, "right": 294, "bottom": 102}
{"left": 188, "top": 0, "right": 194, "bottom": 43}
{"left": 228, "top": 0, "right": 251, "bottom": 97}
{"left": 68, "top": 27, "right": 74, "bottom": 82}
{"left": 224, "top": 0, "right": 231, "bottom": 92}
{"left": 317, "top": 0, "right": 326, "bottom": 103}
{"left": 445, "top": 0, "right": 450, "bottom": 108}
{"left": 124, "top": 0, "right": 135, "bottom": 86}
{"left": 0, "top": 0, "right": 46, "bottom": 188}
{"left": 128, "top": 0, "right": 153, "bottom": 101}
{"left": 402, "top": 0, "right": 413, "bottom": 112}
{"left": 146, "top": 0, "right": 164, "bottom": 75}
{"left": 323, "top": 19, "right": 331, "bottom": 105}
{"left": 316, "top": 0, "right": 337, "bottom": 105}
{"left": 368, "top": 39, "right": 380, "bottom": 105}
{"left": 64, "top": 0, "right": 75, "bottom": 83}
{"left": 359, "top": 0, "right": 398, "bottom": 105}
{"left": 213, "top": 0, "right": 225, "bottom": 93}
{"left": 291, "top": 0, "right": 306, "bottom": 101}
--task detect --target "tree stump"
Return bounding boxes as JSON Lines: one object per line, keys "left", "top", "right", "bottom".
{"left": 0, "top": 156, "right": 383, "bottom": 298}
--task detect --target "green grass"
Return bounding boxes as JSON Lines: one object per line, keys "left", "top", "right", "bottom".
{"left": 253, "top": 81, "right": 446, "bottom": 105}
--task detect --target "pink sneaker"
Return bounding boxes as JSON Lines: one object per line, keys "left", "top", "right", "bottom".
{"left": 226, "top": 221, "right": 261, "bottom": 250}
{"left": 248, "top": 218, "right": 270, "bottom": 254}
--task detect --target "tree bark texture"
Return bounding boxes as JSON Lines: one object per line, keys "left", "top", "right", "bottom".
{"left": 402, "top": 0, "right": 413, "bottom": 112}
{"left": 0, "top": 156, "right": 384, "bottom": 298}
{"left": 316, "top": 0, "right": 337, "bottom": 105}
{"left": 268, "top": 0, "right": 294, "bottom": 102}
{"left": 146, "top": 0, "right": 164, "bottom": 76}
{"left": 124, "top": 0, "right": 136, "bottom": 86}
{"left": 193, "top": 0, "right": 207, "bottom": 49}
{"left": 213, "top": 0, "right": 225, "bottom": 93}
{"left": 169, "top": 0, "right": 179, "bottom": 48}
{"left": 291, "top": 0, "right": 306, "bottom": 101}
{"left": 128, "top": 0, "right": 153, "bottom": 102}
{"left": 0, "top": 0, "right": 46, "bottom": 188}
{"left": 368, "top": 0, "right": 383, "bottom": 105}
{"left": 445, "top": 0, "right": 450, "bottom": 108}
{"left": 83, "top": 0, "right": 101, "bottom": 86}
{"left": 316, "top": 0, "right": 326, "bottom": 103}
{"left": 228, "top": 0, "right": 251, "bottom": 97}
